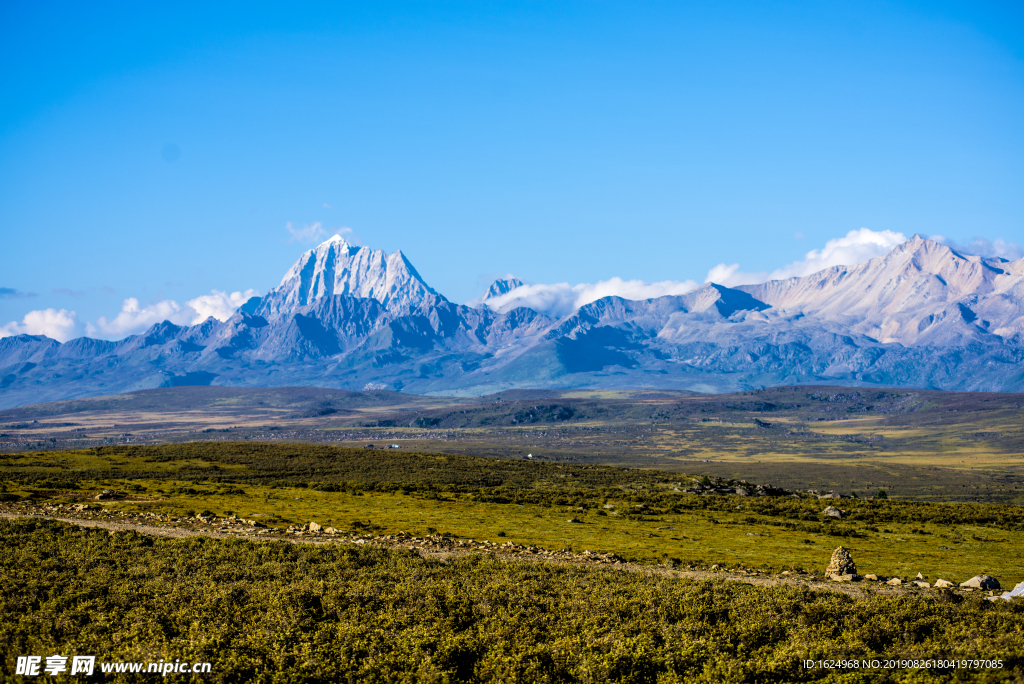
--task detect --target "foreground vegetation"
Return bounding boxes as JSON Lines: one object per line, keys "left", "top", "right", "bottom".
{"left": 2, "top": 518, "right": 1022, "bottom": 683}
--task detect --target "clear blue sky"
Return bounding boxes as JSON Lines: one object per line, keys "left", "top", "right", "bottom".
{"left": 2, "top": 1, "right": 1023, "bottom": 338}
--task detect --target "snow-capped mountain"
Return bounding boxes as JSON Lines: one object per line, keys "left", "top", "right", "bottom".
{"left": 260, "top": 235, "right": 439, "bottom": 318}
{"left": 483, "top": 277, "right": 525, "bottom": 300}
{"left": 738, "top": 235, "right": 1024, "bottom": 346}
{"left": 4, "top": 234, "right": 1024, "bottom": 409}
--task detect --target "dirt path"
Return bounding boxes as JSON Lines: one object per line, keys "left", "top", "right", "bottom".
{"left": 0, "top": 510, "right": 918, "bottom": 599}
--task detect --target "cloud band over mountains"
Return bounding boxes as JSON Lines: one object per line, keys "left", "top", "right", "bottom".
{"left": 0, "top": 290, "right": 258, "bottom": 342}
{"left": 3, "top": 229, "right": 1021, "bottom": 342}
{"left": 476, "top": 229, "right": 1023, "bottom": 317}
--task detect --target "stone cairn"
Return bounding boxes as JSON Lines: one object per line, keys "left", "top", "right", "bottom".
{"left": 825, "top": 547, "right": 857, "bottom": 578}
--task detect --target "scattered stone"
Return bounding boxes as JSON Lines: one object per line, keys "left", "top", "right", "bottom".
{"left": 324, "top": 527, "right": 337, "bottom": 535}
{"left": 825, "top": 546, "right": 857, "bottom": 577}
{"left": 994, "top": 581, "right": 1024, "bottom": 602}
{"left": 822, "top": 506, "right": 845, "bottom": 519}
{"left": 915, "top": 572, "right": 925, "bottom": 580}
{"left": 862, "top": 574, "right": 880, "bottom": 581}
{"left": 831, "top": 574, "right": 857, "bottom": 582}
{"left": 913, "top": 580, "right": 931, "bottom": 588}
{"left": 886, "top": 578, "right": 903, "bottom": 586}
{"left": 960, "top": 575, "right": 1001, "bottom": 590}
{"left": 934, "top": 579, "right": 955, "bottom": 588}
{"left": 307, "top": 522, "right": 322, "bottom": 533}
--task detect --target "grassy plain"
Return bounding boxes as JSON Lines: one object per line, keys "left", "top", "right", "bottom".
{"left": 3, "top": 443, "right": 1023, "bottom": 586}
{"left": 3, "top": 385, "right": 1024, "bottom": 503}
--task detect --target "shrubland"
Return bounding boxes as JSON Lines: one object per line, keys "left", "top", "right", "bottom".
{"left": 2, "top": 518, "right": 1023, "bottom": 683}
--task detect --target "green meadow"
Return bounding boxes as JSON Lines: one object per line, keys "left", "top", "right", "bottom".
{"left": 2, "top": 443, "right": 1022, "bottom": 584}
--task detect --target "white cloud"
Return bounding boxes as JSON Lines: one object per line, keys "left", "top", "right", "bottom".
{"left": 87, "top": 289, "right": 259, "bottom": 339}
{"left": 285, "top": 221, "right": 327, "bottom": 243}
{"left": 285, "top": 222, "right": 353, "bottom": 244}
{"left": 187, "top": 289, "right": 259, "bottom": 322}
{"left": 89, "top": 298, "right": 192, "bottom": 338}
{"left": 0, "top": 308, "right": 79, "bottom": 342}
{"left": 705, "top": 228, "right": 908, "bottom": 286}
{"left": 476, "top": 277, "right": 700, "bottom": 318}
{"left": 932, "top": 235, "right": 1023, "bottom": 261}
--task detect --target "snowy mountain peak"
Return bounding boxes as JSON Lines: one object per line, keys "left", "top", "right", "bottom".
{"left": 268, "top": 238, "right": 439, "bottom": 315}
{"left": 484, "top": 277, "right": 525, "bottom": 300}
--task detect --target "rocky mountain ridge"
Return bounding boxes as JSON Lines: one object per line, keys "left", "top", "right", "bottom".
{"left": 3, "top": 234, "right": 1024, "bottom": 408}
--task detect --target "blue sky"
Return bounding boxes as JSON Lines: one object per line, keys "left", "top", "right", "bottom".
{"left": 2, "top": 1, "right": 1023, "bottom": 340}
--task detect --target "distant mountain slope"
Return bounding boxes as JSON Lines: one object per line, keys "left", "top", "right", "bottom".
{"left": 4, "top": 234, "right": 1024, "bottom": 408}
{"left": 738, "top": 235, "right": 1024, "bottom": 345}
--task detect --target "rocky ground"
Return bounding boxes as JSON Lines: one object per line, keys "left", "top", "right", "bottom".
{"left": 2, "top": 501, "right": 1013, "bottom": 602}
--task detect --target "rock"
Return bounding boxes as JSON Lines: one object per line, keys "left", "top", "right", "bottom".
{"left": 994, "top": 581, "right": 1024, "bottom": 602}
{"left": 324, "top": 527, "right": 337, "bottom": 535}
{"left": 567, "top": 518, "right": 582, "bottom": 524}
{"left": 913, "top": 580, "right": 931, "bottom": 588}
{"left": 822, "top": 506, "right": 845, "bottom": 519}
{"left": 886, "top": 578, "right": 903, "bottom": 586}
{"left": 934, "top": 579, "right": 955, "bottom": 588}
{"left": 862, "top": 574, "right": 880, "bottom": 581}
{"left": 960, "top": 575, "right": 1000, "bottom": 590}
{"left": 915, "top": 572, "right": 925, "bottom": 580}
{"left": 831, "top": 574, "right": 858, "bottom": 582}
{"left": 818, "top": 492, "right": 841, "bottom": 499}
{"left": 825, "top": 547, "right": 857, "bottom": 577}
{"left": 308, "top": 522, "right": 322, "bottom": 533}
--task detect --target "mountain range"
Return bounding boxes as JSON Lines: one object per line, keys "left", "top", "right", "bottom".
{"left": 3, "top": 233, "right": 1024, "bottom": 409}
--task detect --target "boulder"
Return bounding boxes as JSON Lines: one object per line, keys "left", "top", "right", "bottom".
{"left": 913, "top": 580, "right": 931, "bottom": 588}
{"left": 822, "top": 506, "right": 846, "bottom": 519}
{"left": 308, "top": 522, "right": 322, "bottom": 533}
{"left": 886, "top": 578, "right": 903, "bottom": 586}
{"left": 862, "top": 574, "right": 881, "bottom": 581}
{"left": 934, "top": 579, "right": 955, "bottom": 588}
{"left": 825, "top": 547, "right": 857, "bottom": 577}
{"left": 915, "top": 572, "right": 925, "bottom": 580}
{"left": 831, "top": 573, "right": 858, "bottom": 582}
{"left": 994, "top": 581, "right": 1024, "bottom": 602}
{"left": 960, "top": 575, "right": 1000, "bottom": 590}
